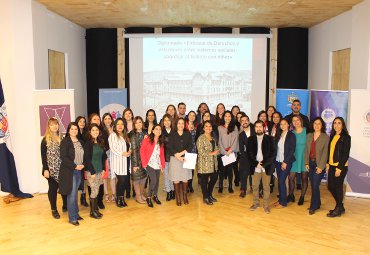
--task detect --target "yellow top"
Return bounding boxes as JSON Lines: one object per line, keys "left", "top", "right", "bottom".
{"left": 329, "top": 134, "right": 348, "bottom": 171}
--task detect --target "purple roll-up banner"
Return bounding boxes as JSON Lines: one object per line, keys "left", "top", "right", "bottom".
{"left": 346, "top": 89, "right": 370, "bottom": 198}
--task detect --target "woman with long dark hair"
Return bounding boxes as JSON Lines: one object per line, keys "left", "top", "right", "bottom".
{"left": 75, "top": 116, "right": 88, "bottom": 207}
{"left": 161, "top": 114, "right": 175, "bottom": 201}
{"left": 168, "top": 117, "right": 192, "bottom": 206}
{"left": 144, "top": 109, "right": 157, "bottom": 135}
{"left": 196, "top": 120, "right": 219, "bottom": 205}
{"left": 41, "top": 117, "right": 67, "bottom": 219}
{"left": 140, "top": 124, "right": 165, "bottom": 207}
{"left": 108, "top": 118, "right": 131, "bottom": 208}
{"left": 218, "top": 110, "right": 239, "bottom": 193}
{"left": 129, "top": 116, "right": 148, "bottom": 204}
{"left": 214, "top": 103, "right": 225, "bottom": 126}
{"left": 185, "top": 110, "right": 198, "bottom": 193}
{"left": 59, "top": 122, "right": 85, "bottom": 226}
{"left": 327, "top": 117, "right": 351, "bottom": 217}
{"left": 274, "top": 118, "right": 296, "bottom": 209}
{"left": 84, "top": 123, "right": 106, "bottom": 219}
{"left": 268, "top": 111, "right": 282, "bottom": 138}
{"left": 266, "top": 105, "right": 276, "bottom": 122}
{"left": 304, "top": 117, "right": 329, "bottom": 215}
{"left": 166, "top": 104, "right": 178, "bottom": 122}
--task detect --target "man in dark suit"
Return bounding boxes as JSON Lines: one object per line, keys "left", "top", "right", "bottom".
{"left": 238, "top": 115, "right": 255, "bottom": 198}
{"left": 247, "top": 120, "right": 276, "bottom": 214}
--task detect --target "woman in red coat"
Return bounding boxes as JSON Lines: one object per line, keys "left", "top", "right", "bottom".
{"left": 140, "top": 124, "right": 165, "bottom": 207}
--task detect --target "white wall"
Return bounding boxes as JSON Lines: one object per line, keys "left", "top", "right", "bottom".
{"left": 0, "top": 0, "right": 86, "bottom": 194}
{"left": 308, "top": 11, "right": 352, "bottom": 90}
{"left": 32, "top": 1, "right": 87, "bottom": 116}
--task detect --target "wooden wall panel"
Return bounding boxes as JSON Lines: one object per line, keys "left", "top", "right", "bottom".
{"left": 331, "top": 48, "right": 350, "bottom": 91}
{"left": 48, "top": 49, "right": 66, "bottom": 89}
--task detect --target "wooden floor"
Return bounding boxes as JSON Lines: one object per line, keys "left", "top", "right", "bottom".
{"left": 1, "top": 178, "right": 370, "bottom": 255}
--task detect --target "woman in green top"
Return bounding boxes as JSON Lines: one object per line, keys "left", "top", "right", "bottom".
{"left": 84, "top": 123, "right": 107, "bottom": 219}
{"left": 288, "top": 115, "right": 308, "bottom": 205}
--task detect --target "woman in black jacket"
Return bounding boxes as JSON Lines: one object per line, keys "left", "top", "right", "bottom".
{"left": 59, "top": 122, "right": 85, "bottom": 226}
{"left": 274, "top": 119, "right": 296, "bottom": 208}
{"left": 327, "top": 117, "right": 351, "bottom": 217}
{"left": 84, "top": 123, "right": 107, "bottom": 219}
{"left": 41, "top": 117, "right": 67, "bottom": 219}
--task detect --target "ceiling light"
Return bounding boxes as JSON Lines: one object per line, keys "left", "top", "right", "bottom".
{"left": 248, "top": 7, "right": 256, "bottom": 11}
{"left": 287, "top": 1, "right": 296, "bottom": 4}
{"left": 102, "top": 1, "right": 111, "bottom": 5}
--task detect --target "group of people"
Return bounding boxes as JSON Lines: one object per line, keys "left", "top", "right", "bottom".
{"left": 41, "top": 100, "right": 351, "bottom": 226}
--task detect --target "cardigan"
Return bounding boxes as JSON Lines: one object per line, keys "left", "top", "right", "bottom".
{"left": 140, "top": 137, "right": 165, "bottom": 169}
{"left": 218, "top": 125, "right": 239, "bottom": 154}
{"left": 59, "top": 136, "right": 84, "bottom": 195}
{"left": 167, "top": 130, "right": 192, "bottom": 156}
{"left": 196, "top": 134, "right": 219, "bottom": 174}
{"left": 328, "top": 132, "right": 351, "bottom": 171}
{"left": 83, "top": 140, "right": 107, "bottom": 175}
{"left": 304, "top": 132, "right": 329, "bottom": 170}
{"left": 247, "top": 134, "right": 276, "bottom": 175}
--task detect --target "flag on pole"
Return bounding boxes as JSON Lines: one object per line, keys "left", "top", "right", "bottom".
{"left": 0, "top": 79, "right": 33, "bottom": 199}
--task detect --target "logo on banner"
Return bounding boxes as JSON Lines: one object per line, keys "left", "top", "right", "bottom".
{"left": 363, "top": 110, "right": 370, "bottom": 125}
{"left": 0, "top": 109, "right": 10, "bottom": 142}
{"left": 321, "top": 108, "right": 336, "bottom": 123}
{"left": 287, "top": 92, "right": 298, "bottom": 103}
{"left": 39, "top": 105, "right": 71, "bottom": 135}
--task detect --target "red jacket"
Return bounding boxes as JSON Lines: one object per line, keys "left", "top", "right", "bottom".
{"left": 140, "top": 137, "right": 165, "bottom": 169}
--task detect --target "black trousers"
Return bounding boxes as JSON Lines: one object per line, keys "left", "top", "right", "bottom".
{"left": 47, "top": 178, "right": 67, "bottom": 210}
{"left": 125, "top": 158, "right": 131, "bottom": 195}
{"left": 200, "top": 172, "right": 218, "bottom": 199}
{"left": 239, "top": 166, "right": 251, "bottom": 191}
{"left": 328, "top": 165, "right": 348, "bottom": 207}
{"left": 233, "top": 157, "right": 240, "bottom": 184}
{"left": 116, "top": 175, "right": 129, "bottom": 197}
{"left": 218, "top": 155, "right": 233, "bottom": 185}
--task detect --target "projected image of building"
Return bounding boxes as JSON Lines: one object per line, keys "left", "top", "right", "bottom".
{"left": 143, "top": 71, "right": 252, "bottom": 116}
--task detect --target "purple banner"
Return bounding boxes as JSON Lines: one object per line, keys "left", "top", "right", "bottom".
{"left": 347, "top": 157, "right": 370, "bottom": 194}
{"left": 310, "top": 90, "right": 348, "bottom": 134}
{"left": 39, "top": 104, "right": 71, "bottom": 135}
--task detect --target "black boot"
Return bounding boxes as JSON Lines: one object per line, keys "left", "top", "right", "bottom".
{"left": 153, "top": 195, "right": 161, "bottom": 205}
{"left": 122, "top": 197, "right": 128, "bottom": 207}
{"left": 116, "top": 196, "right": 124, "bottom": 208}
{"left": 218, "top": 179, "right": 223, "bottom": 193}
{"left": 80, "top": 193, "right": 89, "bottom": 207}
{"left": 327, "top": 207, "right": 342, "bottom": 217}
{"left": 188, "top": 179, "right": 194, "bottom": 193}
{"left": 90, "top": 198, "right": 101, "bottom": 219}
{"left": 146, "top": 197, "right": 154, "bottom": 208}
{"left": 51, "top": 210, "right": 60, "bottom": 219}
{"left": 166, "top": 192, "right": 171, "bottom": 201}
{"left": 97, "top": 185, "right": 105, "bottom": 209}
{"left": 228, "top": 183, "right": 234, "bottom": 193}
{"left": 170, "top": 190, "right": 175, "bottom": 200}
{"left": 298, "top": 196, "right": 304, "bottom": 206}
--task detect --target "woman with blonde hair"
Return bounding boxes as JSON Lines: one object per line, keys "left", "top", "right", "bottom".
{"left": 41, "top": 117, "right": 67, "bottom": 219}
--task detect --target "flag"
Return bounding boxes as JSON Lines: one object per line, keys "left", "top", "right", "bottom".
{"left": 0, "top": 79, "right": 33, "bottom": 199}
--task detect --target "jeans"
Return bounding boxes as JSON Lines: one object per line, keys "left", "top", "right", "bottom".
{"left": 67, "top": 170, "right": 81, "bottom": 222}
{"left": 276, "top": 161, "right": 291, "bottom": 206}
{"left": 308, "top": 161, "right": 325, "bottom": 210}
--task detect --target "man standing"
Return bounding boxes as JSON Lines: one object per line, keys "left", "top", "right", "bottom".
{"left": 247, "top": 120, "right": 276, "bottom": 214}
{"left": 285, "top": 99, "right": 310, "bottom": 131}
{"left": 238, "top": 115, "right": 254, "bottom": 198}
{"left": 177, "top": 102, "right": 187, "bottom": 118}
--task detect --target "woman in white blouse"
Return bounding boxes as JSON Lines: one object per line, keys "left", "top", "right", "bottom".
{"left": 108, "top": 118, "right": 131, "bottom": 208}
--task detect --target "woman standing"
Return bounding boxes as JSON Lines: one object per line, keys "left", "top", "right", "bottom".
{"left": 123, "top": 108, "right": 134, "bottom": 198}
{"left": 304, "top": 117, "right": 329, "bottom": 215}
{"left": 41, "top": 117, "right": 67, "bottom": 219}
{"left": 258, "top": 110, "right": 270, "bottom": 135}
{"left": 218, "top": 111, "right": 239, "bottom": 193}
{"left": 75, "top": 116, "right": 88, "bottom": 207}
{"left": 144, "top": 109, "right": 157, "bottom": 135}
{"left": 266, "top": 106, "right": 276, "bottom": 122}
{"left": 274, "top": 119, "right": 296, "bottom": 209}
{"left": 129, "top": 116, "right": 148, "bottom": 204}
{"left": 101, "top": 113, "right": 116, "bottom": 203}
{"left": 288, "top": 115, "right": 307, "bottom": 205}
{"left": 84, "top": 124, "right": 106, "bottom": 219}
{"left": 161, "top": 114, "right": 175, "bottom": 201}
{"left": 214, "top": 103, "right": 225, "bottom": 126}
{"left": 268, "top": 112, "right": 282, "bottom": 138}
{"left": 185, "top": 110, "right": 198, "bottom": 193}
{"left": 59, "top": 122, "right": 85, "bottom": 226}
{"left": 327, "top": 117, "right": 351, "bottom": 217}
{"left": 166, "top": 104, "right": 178, "bottom": 122}
{"left": 196, "top": 121, "right": 219, "bottom": 205}
{"left": 168, "top": 118, "right": 193, "bottom": 206}
{"left": 108, "top": 118, "right": 131, "bottom": 208}
{"left": 140, "top": 124, "right": 165, "bottom": 207}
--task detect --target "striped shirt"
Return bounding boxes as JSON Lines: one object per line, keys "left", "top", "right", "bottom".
{"left": 73, "top": 141, "right": 84, "bottom": 165}
{"left": 108, "top": 133, "right": 129, "bottom": 175}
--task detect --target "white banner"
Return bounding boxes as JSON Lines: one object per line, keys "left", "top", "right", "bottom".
{"left": 346, "top": 89, "right": 370, "bottom": 198}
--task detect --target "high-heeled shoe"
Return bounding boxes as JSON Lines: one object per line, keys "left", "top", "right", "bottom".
{"left": 51, "top": 210, "right": 60, "bottom": 219}
{"left": 170, "top": 190, "right": 175, "bottom": 200}
{"left": 146, "top": 197, "right": 154, "bottom": 208}
{"left": 153, "top": 195, "right": 161, "bottom": 205}
{"left": 298, "top": 196, "right": 304, "bottom": 206}
{"left": 166, "top": 192, "right": 171, "bottom": 201}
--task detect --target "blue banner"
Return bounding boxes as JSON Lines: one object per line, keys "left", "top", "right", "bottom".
{"left": 99, "top": 89, "right": 127, "bottom": 120}
{"left": 276, "top": 89, "right": 309, "bottom": 117}
{"left": 310, "top": 90, "right": 348, "bottom": 134}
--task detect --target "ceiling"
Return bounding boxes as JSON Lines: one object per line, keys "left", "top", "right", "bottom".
{"left": 36, "top": 0, "right": 362, "bottom": 29}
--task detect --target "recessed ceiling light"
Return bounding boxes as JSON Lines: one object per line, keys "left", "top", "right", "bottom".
{"left": 248, "top": 7, "right": 256, "bottom": 11}
{"left": 102, "top": 1, "right": 111, "bottom": 5}
{"left": 287, "top": 1, "right": 296, "bottom": 4}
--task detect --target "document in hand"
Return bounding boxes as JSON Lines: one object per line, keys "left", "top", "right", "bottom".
{"left": 183, "top": 153, "right": 198, "bottom": 169}
{"left": 221, "top": 153, "right": 237, "bottom": 166}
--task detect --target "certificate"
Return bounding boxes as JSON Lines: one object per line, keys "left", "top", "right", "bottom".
{"left": 183, "top": 153, "right": 197, "bottom": 169}
{"left": 221, "top": 153, "right": 237, "bottom": 166}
